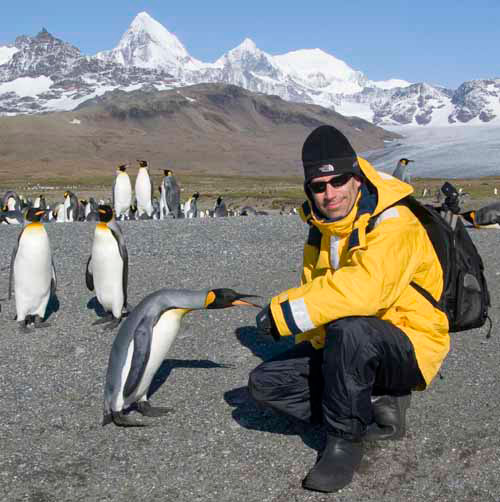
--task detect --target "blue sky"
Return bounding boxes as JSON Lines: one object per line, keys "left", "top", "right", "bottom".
{"left": 1, "top": 1, "right": 499, "bottom": 89}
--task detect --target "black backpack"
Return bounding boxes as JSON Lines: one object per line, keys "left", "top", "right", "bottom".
{"left": 385, "top": 189, "right": 491, "bottom": 336}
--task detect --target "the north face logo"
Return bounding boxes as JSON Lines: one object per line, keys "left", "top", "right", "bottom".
{"left": 319, "top": 164, "right": 335, "bottom": 172}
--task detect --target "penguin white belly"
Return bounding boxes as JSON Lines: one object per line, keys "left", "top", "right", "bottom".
{"left": 135, "top": 169, "right": 152, "bottom": 216}
{"left": 63, "top": 198, "right": 71, "bottom": 222}
{"left": 128, "top": 309, "right": 184, "bottom": 405}
{"left": 91, "top": 227, "right": 124, "bottom": 317}
{"left": 7, "top": 198, "right": 16, "bottom": 211}
{"left": 159, "top": 187, "right": 169, "bottom": 219}
{"left": 55, "top": 203, "right": 65, "bottom": 222}
{"left": 114, "top": 174, "right": 132, "bottom": 216}
{"left": 14, "top": 226, "right": 52, "bottom": 320}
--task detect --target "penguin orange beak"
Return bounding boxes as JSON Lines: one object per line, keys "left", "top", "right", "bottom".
{"left": 231, "top": 294, "right": 262, "bottom": 309}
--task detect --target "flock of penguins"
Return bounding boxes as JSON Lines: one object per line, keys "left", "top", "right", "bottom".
{"left": 0, "top": 160, "right": 276, "bottom": 225}
{"left": 2, "top": 160, "right": 268, "bottom": 427}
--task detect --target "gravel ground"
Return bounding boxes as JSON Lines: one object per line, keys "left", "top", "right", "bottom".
{"left": 0, "top": 216, "right": 499, "bottom": 502}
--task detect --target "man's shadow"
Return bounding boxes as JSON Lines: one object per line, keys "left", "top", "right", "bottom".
{"left": 223, "top": 326, "right": 325, "bottom": 453}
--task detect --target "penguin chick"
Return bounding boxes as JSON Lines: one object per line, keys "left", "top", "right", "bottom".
{"left": 102, "top": 288, "right": 261, "bottom": 427}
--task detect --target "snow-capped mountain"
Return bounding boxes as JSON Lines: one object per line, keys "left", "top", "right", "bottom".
{"left": 96, "top": 11, "right": 203, "bottom": 76}
{"left": 0, "top": 11, "right": 498, "bottom": 127}
{"left": 0, "top": 27, "right": 179, "bottom": 115}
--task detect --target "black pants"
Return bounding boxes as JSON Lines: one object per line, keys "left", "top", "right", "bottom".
{"left": 248, "top": 316, "right": 425, "bottom": 439}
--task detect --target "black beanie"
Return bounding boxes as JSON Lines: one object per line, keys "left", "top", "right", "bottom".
{"left": 302, "top": 125, "right": 361, "bottom": 182}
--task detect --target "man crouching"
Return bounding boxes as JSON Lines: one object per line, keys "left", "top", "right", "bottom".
{"left": 249, "top": 125, "right": 449, "bottom": 493}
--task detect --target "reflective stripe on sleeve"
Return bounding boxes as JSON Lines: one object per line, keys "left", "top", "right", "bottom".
{"left": 281, "top": 298, "right": 316, "bottom": 334}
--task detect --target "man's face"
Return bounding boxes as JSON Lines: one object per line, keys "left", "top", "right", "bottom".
{"left": 308, "top": 173, "right": 361, "bottom": 220}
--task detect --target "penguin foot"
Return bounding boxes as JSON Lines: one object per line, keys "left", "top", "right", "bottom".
{"left": 18, "top": 321, "right": 32, "bottom": 334}
{"left": 34, "top": 316, "right": 51, "bottom": 329}
{"left": 92, "top": 315, "right": 113, "bottom": 326}
{"left": 102, "top": 318, "right": 121, "bottom": 331}
{"left": 136, "top": 401, "right": 174, "bottom": 417}
{"left": 111, "top": 411, "right": 148, "bottom": 427}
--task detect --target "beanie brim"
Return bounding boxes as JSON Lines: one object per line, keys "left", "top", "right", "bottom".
{"left": 304, "top": 157, "right": 361, "bottom": 182}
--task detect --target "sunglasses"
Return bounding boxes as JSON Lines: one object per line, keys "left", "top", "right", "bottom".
{"left": 308, "top": 173, "right": 353, "bottom": 194}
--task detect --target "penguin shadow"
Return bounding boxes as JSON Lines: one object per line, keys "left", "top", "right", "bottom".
{"left": 86, "top": 296, "right": 106, "bottom": 318}
{"left": 45, "top": 294, "right": 60, "bottom": 320}
{"left": 148, "top": 359, "right": 233, "bottom": 399}
{"left": 223, "top": 326, "right": 324, "bottom": 453}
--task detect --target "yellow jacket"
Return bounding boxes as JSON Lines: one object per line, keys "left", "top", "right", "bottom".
{"left": 270, "top": 157, "right": 450, "bottom": 386}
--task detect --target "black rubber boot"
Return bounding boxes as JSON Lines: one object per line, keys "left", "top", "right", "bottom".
{"left": 365, "top": 394, "right": 411, "bottom": 441}
{"left": 302, "top": 435, "right": 363, "bottom": 493}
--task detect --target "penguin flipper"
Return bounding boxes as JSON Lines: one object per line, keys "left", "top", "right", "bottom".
{"left": 123, "top": 318, "right": 152, "bottom": 399}
{"left": 109, "top": 224, "right": 128, "bottom": 309}
{"left": 85, "top": 255, "right": 94, "bottom": 291}
{"left": 8, "top": 235, "right": 20, "bottom": 300}
{"left": 51, "top": 258, "right": 57, "bottom": 296}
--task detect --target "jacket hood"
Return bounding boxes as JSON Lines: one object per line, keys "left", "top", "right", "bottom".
{"left": 300, "top": 156, "right": 414, "bottom": 228}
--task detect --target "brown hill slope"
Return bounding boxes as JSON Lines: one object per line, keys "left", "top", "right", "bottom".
{"left": 0, "top": 83, "right": 399, "bottom": 184}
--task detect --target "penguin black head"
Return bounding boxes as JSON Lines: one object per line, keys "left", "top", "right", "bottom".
{"left": 164, "top": 169, "right": 173, "bottom": 176}
{"left": 217, "top": 196, "right": 223, "bottom": 205}
{"left": 193, "top": 192, "right": 200, "bottom": 200}
{"left": 118, "top": 164, "right": 128, "bottom": 172}
{"left": 97, "top": 204, "right": 114, "bottom": 222}
{"left": 205, "top": 289, "right": 261, "bottom": 309}
{"left": 461, "top": 210, "right": 475, "bottom": 225}
{"left": 137, "top": 160, "right": 148, "bottom": 168}
{"left": 399, "top": 158, "right": 414, "bottom": 166}
{"left": 26, "top": 207, "right": 46, "bottom": 222}
{"left": 80, "top": 199, "right": 88, "bottom": 206}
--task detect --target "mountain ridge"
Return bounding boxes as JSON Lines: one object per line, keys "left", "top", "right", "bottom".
{"left": 0, "top": 82, "right": 399, "bottom": 182}
{"left": 0, "top": 12, "right": 498, "bottom": 127}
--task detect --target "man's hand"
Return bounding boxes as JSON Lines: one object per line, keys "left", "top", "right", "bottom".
{"left": 256, "top": 305, "right": 280, "bottom": 341}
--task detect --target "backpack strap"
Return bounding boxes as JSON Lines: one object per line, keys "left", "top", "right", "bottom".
{"left": 365, "top": 197, "right": 447, "bottom": 314}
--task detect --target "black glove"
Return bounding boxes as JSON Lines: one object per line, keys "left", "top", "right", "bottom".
{"left": 256, "top": 305, "right": 280, "bottom": 341}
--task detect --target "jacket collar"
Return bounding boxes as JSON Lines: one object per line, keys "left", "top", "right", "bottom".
{"left": 300, "top": 156, "right": 414, "bottom": 235}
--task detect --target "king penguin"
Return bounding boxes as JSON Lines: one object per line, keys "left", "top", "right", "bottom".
{"left": 2, "top": 190, "right": 22, "bottom": 212}
{"left": 102, "top": 288, "right": 260, "bottom": 427}
{"left": 184, "top": 192, "right": 200, "bottom": 219}
{"left": 113, "top": 164, "right": 132, "bottom": 221}
{"left": 214, "top": 196, "right": 228, "bottom": 217}
{"left": 160, "top": 169, "right": 181, "bottom": 219}
{"left": 392, "top": 158, "right": 414, "bottom": 184}
{"left": 9, "top": 207, "right": 57, "bottom": 332}
{"left": 461, "top": 202, "right": 500, "bottom": 228}
{"left": 63, "top": 190, "right": 80, "bottom": 222}
{"left": 86, "top": 205, "right": 129, "bottom": 330}
{"left": 135, "top": 160, "right": 153, "bottom": 218}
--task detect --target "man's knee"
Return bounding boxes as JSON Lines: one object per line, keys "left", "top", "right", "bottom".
{"left": 325, "top": 316, "right": 374, "bottom": 350}
{"left": 248, "top": 363, "right": 271, "bottom": 404}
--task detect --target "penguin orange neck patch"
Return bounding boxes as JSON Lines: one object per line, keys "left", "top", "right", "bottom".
{"left": 204, "top": 291, "right": 216, "bottom": 307}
